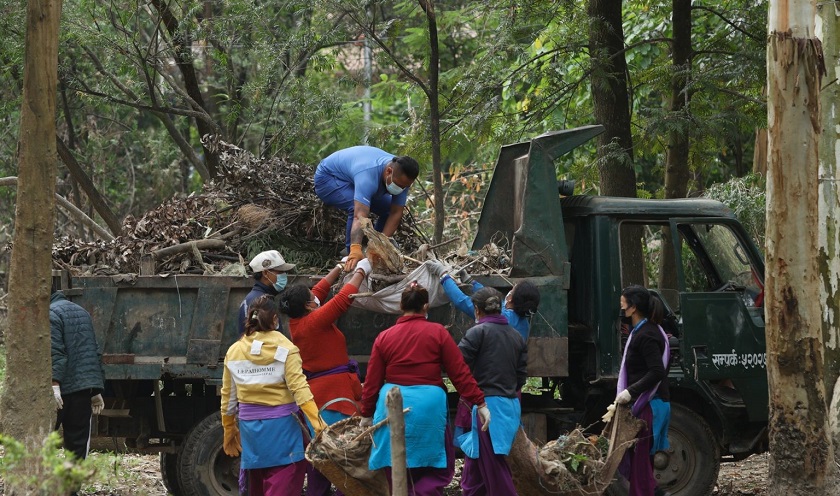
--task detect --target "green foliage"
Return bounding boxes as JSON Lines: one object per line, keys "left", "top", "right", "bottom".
{"left": 703, "top": 173, "right": 766, "bottom": 248}
{"left": 563, "top": 451, "right": 589, "bottom": 473}
{"left": 0, "top": 432, "right": 151, "bottom": 495}
{"left": 0, "top": 0, "right": 770, "bottom": 239}
{"left": 0, "top": 432, "right": 96, "bottom": 494}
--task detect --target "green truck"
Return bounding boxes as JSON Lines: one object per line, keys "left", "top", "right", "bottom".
{"left": 57, "top": 126, "right": 768, "bottom": 495}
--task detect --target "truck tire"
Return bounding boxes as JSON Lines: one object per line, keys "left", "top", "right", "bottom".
{"left": 606, "top": 403, "right": 720, "bottom": 496}
{"left": 160, "top": 452, "right": 183, "bottom": 496}
{"left": 178, "top": 412, "right": 240, "bottom": 496}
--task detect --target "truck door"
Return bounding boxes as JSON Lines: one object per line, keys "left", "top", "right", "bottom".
{"left": 668, "top": 218, "right": 767, "bottom": 421}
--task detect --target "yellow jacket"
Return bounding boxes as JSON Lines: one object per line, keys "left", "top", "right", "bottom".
{"left": 221, "top": 330, "right": 314, "bottom": 416}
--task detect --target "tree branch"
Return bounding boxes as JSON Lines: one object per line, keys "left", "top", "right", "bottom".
{"left": 0, "top": 177, "right": 115, "bottom": 241}
{"left": 55, "top": 136, "right": 123, "bottom": 236}
{"left": 340, "top": 7, "right": 431, "bottom": 98}
{"left": 692, "top": 5, "right": 763, "bottom": 43}
{"left": 80, "top": 46, "right": 211, "bottom": 179}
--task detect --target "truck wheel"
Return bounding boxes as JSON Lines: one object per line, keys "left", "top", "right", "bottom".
{"left": 606, "top": 403, "right": 720, "bottom": 496}
{"left": 160, "top": 452, "right": 183, "bottom": 495}
{"left": 178, "top": 412, "right": 240, "bottom": 496}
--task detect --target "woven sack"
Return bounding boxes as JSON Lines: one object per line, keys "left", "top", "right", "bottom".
{"left": 304, "top": 416, "right": 389, "bottom": 496}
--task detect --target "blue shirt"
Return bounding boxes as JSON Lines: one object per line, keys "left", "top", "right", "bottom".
{"left": 440, "top": 276, "right": 531, "bottom": 341}
{"left": 315, "top": 146, "right": 409, "bottom": 207}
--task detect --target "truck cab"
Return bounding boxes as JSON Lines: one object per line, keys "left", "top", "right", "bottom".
{"left": 561, "top": 196, "right": 767, "bottom": 494}
{"left": 473, "top": 125, "right": 768, "bottom": 495}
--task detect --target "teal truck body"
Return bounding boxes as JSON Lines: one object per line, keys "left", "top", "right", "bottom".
{"left": 57, "top": 126, "right": 768, "bottom": 496}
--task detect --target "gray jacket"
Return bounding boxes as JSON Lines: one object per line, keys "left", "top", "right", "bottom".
{"left": 50, "top": 291, "right": 105, "bottom": 395}
{"left": 458, "top": 320, "right": 527, "bottom": 398}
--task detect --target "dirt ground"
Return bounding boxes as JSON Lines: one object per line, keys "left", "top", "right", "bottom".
{"left": 71, "top": 451, "right": 769, "bottom": 495}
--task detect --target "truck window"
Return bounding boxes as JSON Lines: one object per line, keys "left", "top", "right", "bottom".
{"left": 683, "top": 223, "right": 763, "bottom": 305}
{"left": 619, "top": 221, "right": 691, "bottom": 312}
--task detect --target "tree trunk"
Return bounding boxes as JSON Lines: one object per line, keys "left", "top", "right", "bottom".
{"left": 418, "top": 0, "right": 444, "bottom": 244}
{"left": 753, "top": 128, "right": 768, "bottom": 175}
{"left": 587, "top": 0, "right": 643, "bottom": 286}
{"left": 817, "top": 0, "right": 840, "bottom": 466}
{"left": 0, "top": 0, "right": 63, "bottom": 482}
{"left": 766, "top": 1, "right": 837, "bottom": 493}
{"left": 659, "top": 0, "right": 692, "bottom": 292}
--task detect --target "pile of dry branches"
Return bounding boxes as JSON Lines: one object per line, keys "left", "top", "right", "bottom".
{"left": 52, "top": 137, "right": 423, "bottom": 276}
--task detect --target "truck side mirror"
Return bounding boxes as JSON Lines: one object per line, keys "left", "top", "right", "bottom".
{"left": 557, "top": 180, "right": 576, "bottom": 197}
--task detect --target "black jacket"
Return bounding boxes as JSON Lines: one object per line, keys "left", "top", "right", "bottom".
{"left": 458, "top": 321, "right": 527, "bottom": 398}
{"left": 50, "top": 291, "right": 105, "bottom": 395}
{"left": 624, "top": 321, "right": 670, "bottom": 401}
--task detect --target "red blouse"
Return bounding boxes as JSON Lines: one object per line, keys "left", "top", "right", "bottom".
{"left": 360, "top": 314, "right": 485, "bottom": 417}
{"left": 290, "top": 277, "right": 362, "bottom": 416}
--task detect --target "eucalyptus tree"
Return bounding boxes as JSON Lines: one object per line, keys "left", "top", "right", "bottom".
{"left": 817, "top": 0, "right": 840, "bottom": 466}
{"left": 766, "top": 0, "right": 837, "bottom": 493}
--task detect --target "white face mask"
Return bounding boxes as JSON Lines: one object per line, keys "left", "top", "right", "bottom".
{"left": 312, "top": 295, "right": 321, "bottom": 308}
{"left": 386, "top": 169, "right": 405, "bottom": 195}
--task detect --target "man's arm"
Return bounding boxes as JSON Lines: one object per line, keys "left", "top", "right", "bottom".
{"left": 344, "top": 201, "right": 371, "bottom": 270}
{"left": 381, "top": 204, "right": 404, "bottom": 238}
{"left": 349, "top": 201, "right": 371, "bottom": 245}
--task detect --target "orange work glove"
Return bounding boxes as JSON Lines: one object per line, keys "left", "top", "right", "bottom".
{"left": 221, "top": 414, "right": 242, "bottom": 457}
{"left": 344, "top": 244, "right": 364, "bottom": 271}
{"left": 300, "top": 400, "right": 327, "bottom": 436}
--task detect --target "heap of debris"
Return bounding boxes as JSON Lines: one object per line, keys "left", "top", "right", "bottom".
{"left": 52, "top": 137, "right": 424, "bottom": 276}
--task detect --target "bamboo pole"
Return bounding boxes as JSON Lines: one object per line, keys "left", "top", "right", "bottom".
{"left": 387, "top": 387, "right": 408, "bottom": 496}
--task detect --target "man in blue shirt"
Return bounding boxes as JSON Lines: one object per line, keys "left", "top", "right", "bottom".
{"left": 314, "top": 146, "right": 420, "bottom": 270}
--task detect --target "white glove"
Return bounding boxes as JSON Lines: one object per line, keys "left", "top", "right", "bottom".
{"left": 359, "top": 416, "right": 373, "bottom": 428}
{"left": 616, "top": 389, "right": 632, "bottom": 405}
{"left": 427, "top": 260, "right": 448, "bottom": 278}
{"left": 52, "top": 385, "right": 63, "bottom": 409}
{"left": 601, "top": 402, "right": 616, "bottom": 423}
{"left": 456, "top": 267, "right": 473, "bottom": 284}
{"left": 355, "top": 258, "right": 372, "bottom": 276}
{"left": 91, "top": 394, "right": 105, "bottom": 415}
{"left": 477, "top": 404, "right": 491, "bottom": 432}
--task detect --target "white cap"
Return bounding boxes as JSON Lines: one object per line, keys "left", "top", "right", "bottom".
{"left": 249, "top": 250, "right": 295, "bottom": 273}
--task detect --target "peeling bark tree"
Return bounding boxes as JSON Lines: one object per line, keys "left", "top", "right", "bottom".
{"left": 766, "top": 1, "right": 837, "bottom": 493}
{"left": 817, "top": 1, "right": 840, "bottom": 464}
{"left": 0, "top": 0, "right": 63, "bottom": 480}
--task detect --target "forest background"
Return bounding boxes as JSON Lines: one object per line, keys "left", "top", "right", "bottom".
{"left": 0, "top": 0, "right": 768, "bottom": 257}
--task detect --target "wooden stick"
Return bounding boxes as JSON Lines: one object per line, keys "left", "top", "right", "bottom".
{"left": 428, "top": 237, "right": 458, "bottom": 250}
{"left": 349, "top": 292, "right": 376, "bottom": 299}
{"left": 387, "top": 388, "right": 408, "bottom": 496}
{"left": 402, "top": 255, "right": 424, "bottom": 265}
{"left": 151, "top": 239, "right": 226, "bottom": 260}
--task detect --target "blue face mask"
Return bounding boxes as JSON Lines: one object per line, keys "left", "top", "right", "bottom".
{"left": 273, "top": 273, "right": 288, "bottom": 291}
